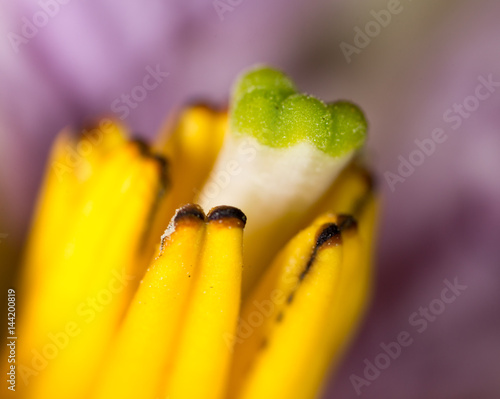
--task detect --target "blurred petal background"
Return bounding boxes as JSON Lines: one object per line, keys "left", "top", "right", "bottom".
{"left": 1, "top": 0, "right": 499, "bottom": 398}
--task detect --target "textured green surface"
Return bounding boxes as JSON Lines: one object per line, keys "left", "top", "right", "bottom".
{"left": 230, "top": 66, "right": 367, "bottom": 157}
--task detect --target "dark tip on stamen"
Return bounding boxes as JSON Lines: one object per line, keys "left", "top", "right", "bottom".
{"left": 316, "top": 223, "right": 341, "bottom": 249}
{"left": 152, "top": 154, "right": 168, "bottom": 170}
{"left": 159, "top": 205, "right": 205, "bottom": 253}
{"left": 128, "top": 139, "right": 171, "bottom": 194}
{"left": 362, "top": 167, "right": 377, "bottom": 191}
{"left": 338, "top": 214, "right": 358, "bottom": 232}
{"left": 286, "top": 223, "right": 342, "bottom": 301}
{"left": 350, "top": 159, "right": 377, "bottom": 191}
{"left": 294, "top": 223, "right": 341, "bottom": 288}
{"left": 207, "top": 206, "right": 247, "bottom": 227}
{"left": 358, "top": 165, "right": 375, "bottom": 189}
{"left": 130, "top": 138, "right": 151, "bottom": 156}
{"left": 174, "top": 204, "right": 206, "bottom": 223}
{"left": 185, "top": 99, "right": 225, "bottom": 113}
{"left": 150, "top": 154, "right": 170, "bottom": 192}
{"left": 276, "top": 312, "right": 284, "bottom": 322}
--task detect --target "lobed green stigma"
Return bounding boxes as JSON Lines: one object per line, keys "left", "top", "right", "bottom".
{"left": 230, "top": 66, "right": 367, "bottom": 157}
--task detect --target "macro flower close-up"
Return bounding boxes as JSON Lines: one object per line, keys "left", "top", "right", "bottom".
{"left": 1, "top": 1, "right": 500, "bottom": 399}
{"left": 3, "top": 66, "right": 377, "bottom": 399}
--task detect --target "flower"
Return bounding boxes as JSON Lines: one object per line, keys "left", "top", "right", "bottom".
{"left": 4, "top": 66, "right": 377, "bottom": 399}
{"left": 2, "top": 2, "right": 500, "bottom": 398}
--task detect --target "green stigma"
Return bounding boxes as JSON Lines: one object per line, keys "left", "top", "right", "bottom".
{"left": 230, "top": 66, "right": 367, "bottom": 157}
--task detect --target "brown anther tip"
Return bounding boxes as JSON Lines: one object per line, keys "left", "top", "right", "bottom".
{"left": 150, "top": 154, "right": 170, "bottom": 191}
{"left": 316, "top": 223, "right": 341, "bottom": 248}
{"left": 174, "top": 204, "right": 206, "bottom": 223}
{"left": 185, "top": 99, "right": 224, "bottom": 113}
{"left": 363, "top": 168, "right": 377, "bottom": 191}
{"left": 130, "top": 138, "right": 151, "bottom": 156}
{"left": 207, "top": 206, "right": 247, "bottom": 227}
{"left": 338, "top": 214, "right": 358, "bottom": 232}
{"left": 290, "top": 223, "right": 342, "bottom": 294}
{"left": 351, "top": 160, "right": 377, "bottom": 191}
{"left": 151, "top": 154, "right": 168, "bottom": 168}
